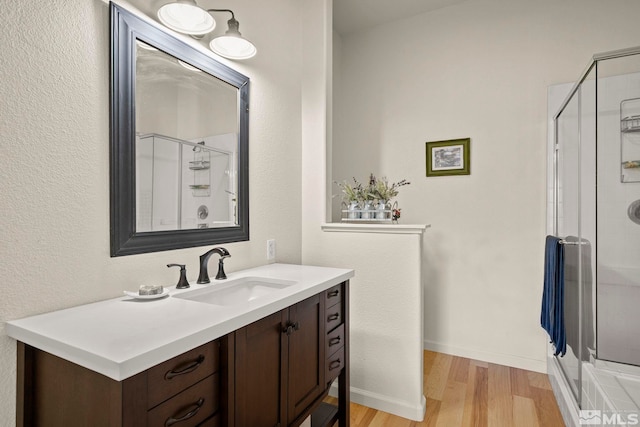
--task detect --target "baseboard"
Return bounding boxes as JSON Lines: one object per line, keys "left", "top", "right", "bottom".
{"left": 423, "top": 339, "right": 547, "bottom": 373}
{"left": 329, "top": 383, "right": 426, "bottom": 421}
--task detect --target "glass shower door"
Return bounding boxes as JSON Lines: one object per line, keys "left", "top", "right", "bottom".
{"left": 556, "top": 87, "right": 582, "bottom": 404}
{"left": 554, "top": 64, "right": 596, "bottom": 406}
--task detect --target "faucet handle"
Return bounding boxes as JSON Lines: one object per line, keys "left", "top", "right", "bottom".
{"left": 167, "top": 264, "right": 190, "bottom": 289}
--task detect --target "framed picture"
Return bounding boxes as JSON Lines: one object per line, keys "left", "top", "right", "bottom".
{"left": 425, "top": 138, "right": 471, "bottom": 177}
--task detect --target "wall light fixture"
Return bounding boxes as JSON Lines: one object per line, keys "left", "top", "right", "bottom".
{"left": 157, "top": 1, "right": 257, "bottom": 60}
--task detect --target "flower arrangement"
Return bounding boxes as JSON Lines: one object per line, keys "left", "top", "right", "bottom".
{"left": 335, "top": 178, "right": 361, "bottom": 203}
{"left": 370, "top": 175, "right": 410, "bottom": 202}
{"left": 336, "top": 174, "right": 410, "bottom": 207}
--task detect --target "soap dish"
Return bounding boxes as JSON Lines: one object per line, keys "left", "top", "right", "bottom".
{"left": 123, "top": 289, "right": 170, "bottom": 300}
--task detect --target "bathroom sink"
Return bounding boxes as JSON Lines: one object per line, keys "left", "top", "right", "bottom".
{"left": 173, "top": 277, "right": 296, "bottom": 306}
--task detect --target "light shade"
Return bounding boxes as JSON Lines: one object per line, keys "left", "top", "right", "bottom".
{"left": 209, "top": 18, "right": 256, "bottom": 60}
{"left": 157, "top": 0, "right": 216, "bottom": 35}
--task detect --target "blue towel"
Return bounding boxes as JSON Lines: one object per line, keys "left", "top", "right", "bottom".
{"left": 541, "top": 235, "right": 566, "bottom": 356}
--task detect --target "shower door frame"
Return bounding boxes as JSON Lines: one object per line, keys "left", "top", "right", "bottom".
{"left": 552, "top": 45, "right": 640, "bottom": 408}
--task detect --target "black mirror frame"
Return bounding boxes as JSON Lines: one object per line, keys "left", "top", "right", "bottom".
{"left": 110, "top": 3, "right": 249, "bottom": 257}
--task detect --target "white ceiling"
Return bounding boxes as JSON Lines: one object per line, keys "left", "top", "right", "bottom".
{"left": 333, "top": 0, "right": 468, "bottom": 36}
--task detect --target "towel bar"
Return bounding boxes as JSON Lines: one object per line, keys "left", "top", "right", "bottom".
{"left": 559, "top": 239, "right": 586, "bottom": 246}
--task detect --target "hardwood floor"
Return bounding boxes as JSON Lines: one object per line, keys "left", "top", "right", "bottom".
{"left": 326, "top": 350, "right": 565, "bottom": 427}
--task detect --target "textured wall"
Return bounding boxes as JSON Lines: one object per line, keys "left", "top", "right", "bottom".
{"left": 0, "top": 0, "right": 303, "bottom": 423}
{"left": 301, "top": 0, "right": 426, "bottom": 418}
{"left": 331, "top": 0, "right": 640, "bottom": 373}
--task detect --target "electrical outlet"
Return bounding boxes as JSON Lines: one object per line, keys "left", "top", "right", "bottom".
{"left": 267, "top": 239, "right": 276, "bottom": 262}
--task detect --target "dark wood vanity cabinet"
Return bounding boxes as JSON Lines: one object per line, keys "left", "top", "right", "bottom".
{"left": 232, "top": 294, "right": 326, "bottom": 427}
{"left": 17, "top": 340, "right": 221, "bottom": 427}
{"left": 16, "top": 282, "right": 349, "bottom": 427}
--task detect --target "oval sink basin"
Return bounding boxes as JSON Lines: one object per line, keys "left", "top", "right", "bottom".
{"left": 173, "top": 277, "right": 296, "bottom": 306}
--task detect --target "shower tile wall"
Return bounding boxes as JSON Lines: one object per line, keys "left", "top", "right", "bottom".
{"left": 597, "top": 69, "right": 640, "bottom": 366}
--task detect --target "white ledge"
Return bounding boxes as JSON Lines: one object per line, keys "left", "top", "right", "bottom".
{"left": 321, "top": 223, "right": 430, "bottom": 234}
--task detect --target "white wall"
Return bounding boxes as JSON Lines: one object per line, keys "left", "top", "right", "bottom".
{"left": 301, "top": 0, "right": 427, "bottom": 419}
{"left": 0, "top": 0, "right": 303, "bottom": 423}
{"left": 332, "top": 0, "right": 640, "bottom": 372}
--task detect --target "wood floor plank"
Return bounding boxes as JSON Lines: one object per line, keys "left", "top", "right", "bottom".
{"left": 426, "top": 353, "right": 453, "bottom": 401}
{"left": 369, "top": 411, "right": 413, "bottom": 427}
{"left": 510, "top": 366, "right": 532, "bottom": 398}
{"left": 529, "top": 385, "right": 565, "bottom": 427}
{"left": 449, "top": 356, "right": 471, "bottom": 383}
{"left": 527, "top": 371, "right": 553, "bottom": 390}
{"left": 488, "top": 363, "right": 513, "bottom": 427}
{"left": 461, "top": 365, "right": 488, "bottom": 427}
{"left": 461, "top": 363, "right": 478, "bottom": 427}
{"left": 352, "top": 402, "right": 378, "bottom": 426}
{"left": 422, "top": 397, "right": 441, "bottom": 427}
{"left": 471, "top": 359, "right": 489, "bottom": 369}
{"left": 325, "top": 350, "right": 565, "bottom": 427}
{"left": 436, "top": 380, "right": 466, "bottom": 427}
{"left": 424, "top": 350, "right": 438, "bottom": 378}
{"left": 512, "top": 395, "right": 540, "bottom": 427}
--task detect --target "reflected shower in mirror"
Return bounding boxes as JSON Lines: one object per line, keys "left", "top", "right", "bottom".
{"left": 135, "top": 42, "right": 238, "bottom": 231}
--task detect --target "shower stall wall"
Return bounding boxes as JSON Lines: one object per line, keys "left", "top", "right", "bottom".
{"left": 136, "top": 133, "right": 237, "bottom": 232}
{"left": 549, "top": 47, "right": 640, "bottom": 426}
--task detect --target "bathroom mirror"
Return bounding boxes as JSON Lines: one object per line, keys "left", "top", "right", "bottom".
{"left": 111, "top": 3, "right": 249, "bottom": 256}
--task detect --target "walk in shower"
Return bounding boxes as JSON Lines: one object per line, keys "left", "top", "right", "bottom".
{"left": 549, "top": 46, "right": 640, "bottom": 426}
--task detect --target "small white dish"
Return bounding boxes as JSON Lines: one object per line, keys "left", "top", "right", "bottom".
{"left": 123, "top": 289, "right": 170, "bottom": 300}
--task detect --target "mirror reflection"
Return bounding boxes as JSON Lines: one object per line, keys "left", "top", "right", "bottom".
{"left": 135, "top": 41, "right": 238, "bottom": 231}
{"left": 110, "top": 3, "right": 249, "bottom": 256}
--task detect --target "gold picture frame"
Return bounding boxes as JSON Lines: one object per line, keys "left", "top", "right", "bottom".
{"left": 426, "top": 138, "right": 471, "bottom": 177}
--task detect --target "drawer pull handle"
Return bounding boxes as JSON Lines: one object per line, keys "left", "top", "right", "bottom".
{"left": 328, "top": 290, "right": 340, "bottom": 298}
{"left": 165, "top": 355, "right": 205, "bottom": 380}
{"left": 327, "top": 313, "right": 339, "bottom": 322}
{"left": 329, "top": 360, "right": 341, "bottom": 370}
{"left": 165, "top": 397, "right": 205, "bottom": 426}
{"left": 329, "top": 337, "right": 341, "bottom": 346}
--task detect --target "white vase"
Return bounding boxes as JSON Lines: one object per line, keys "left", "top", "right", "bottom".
{"left": 348, "top": 201, "right": 360, "bottom": 219}
{"left": 361, "top": 201, "right": 373, "bottom": 219}
{"left": 376, "top": 200, "right": 388, "bottom": 220}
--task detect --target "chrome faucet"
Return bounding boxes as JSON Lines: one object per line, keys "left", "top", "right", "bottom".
{"left": 197, "top": 247, "right": 231, "bottom": 283}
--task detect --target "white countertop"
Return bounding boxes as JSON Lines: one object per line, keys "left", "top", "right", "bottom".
{"left": 6, "top": 263, "right": 353, "bottom": 381}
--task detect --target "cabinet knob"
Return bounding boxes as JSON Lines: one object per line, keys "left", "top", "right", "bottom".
{"left": 282, "top": 322, "right": 300, "bottom": 335}
{"left": 282, "top": 324, "right": 293, "bottom": 335}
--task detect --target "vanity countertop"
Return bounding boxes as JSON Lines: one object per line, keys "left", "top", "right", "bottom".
{"left": 6, "top": 263, "right": 353, "bottom": 381}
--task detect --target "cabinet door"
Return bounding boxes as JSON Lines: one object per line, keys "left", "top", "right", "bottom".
{"left": 235, "top": 310, "right": 287, "bottom": 427}
{"left": 287, "top": 294, "right": 326, "bottom": 424}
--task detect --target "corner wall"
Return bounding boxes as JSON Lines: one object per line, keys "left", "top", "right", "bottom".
{"left": 0, "top": 0, "right": 304, "bottom": 423}
{"left": 332, "top": 0, "right": 640, "bottom": 373}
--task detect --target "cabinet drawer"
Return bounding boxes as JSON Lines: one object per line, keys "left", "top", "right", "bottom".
{"left": 326, "top": 323, "right": 344, "bottom": 357}
{"left": 148, "top": 341, "right": 219, "bottom": 409}
{"left": 197, "top": 412, "right": 221, "bottom": 427}
{"left": 326, "top": 303, "right": 342, "bottom": 333}
{"left": 325, "top": 284, "right": 342, "bottom": 309}
{"left": 326, "top": 347, "right": 345, "bottom": 383}
{"left": 148, "top": 374, "right": 219, "bottom": 427}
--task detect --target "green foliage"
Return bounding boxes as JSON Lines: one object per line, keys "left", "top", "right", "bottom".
{"left": 336, "top": 174, "right": 410, "bottom": 203}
